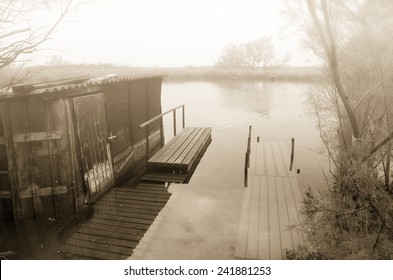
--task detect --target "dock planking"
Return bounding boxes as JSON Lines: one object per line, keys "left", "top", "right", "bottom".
{"left": 144, "top": 127, "right": 212, "bottom": 183}
{"left": 235, "top": 139, "right": 303, "bottom": 259}
{"left": 60, "top": 183, "right": 171, "bottom": 260}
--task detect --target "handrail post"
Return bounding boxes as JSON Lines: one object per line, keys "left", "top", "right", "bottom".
{"left": 145, "top": 126, "right": 149, "bottom": 161}
{"left": 160, "top": 118, "right": 164, "bottom": 147}
{"left": 139, "top": 104, "right": 185, "bottom": 155}
{"left": 173, "top": 110, "right": 177, "bottom": 136}
{"left": 182, "top": 105, "right": 185, "bottom": 129}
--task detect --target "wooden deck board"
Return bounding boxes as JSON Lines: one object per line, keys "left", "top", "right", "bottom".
{"left": 62, "top": 244, "right": 127, "bottom": 260}
{"left": 104, "top": 192, "right": 170, "bottom": 203}
{"left": 111, "top": 189, "right": 171, "bottom": 199}
{"left": 80, "top": 223, "right": 147, "bottom": 237}
{"left": 76, "top": 226, "right": 142, "bottom": 242}
{"left": 246, "top": 175, "right": 259, "bottom": 259}
{"left": 160, "top": 129, "right": 197, "bottom": 164}
{"left": 267, "top": 176, "right": 281, "bottom": 259}
{"left": 71, "top": 232, "right": 138, "bottom": 249}
{"left": 234, "top": 177, "right": 253, "bottom": 258}
{"left": 256, "top": 142, "right": 265, "bottom": 175}
{"left": 61, "top": 182, "right": 172, "bottom": 260}
{"left": 272, "top": 142, "right": 287, "bottom": 177}
{"left": 275, "top": 177, "right": 293, "bottom": 251}
{"left": 149, "top": 127, "right": 194, "bottom": 162}
{"left": 279, "top": 142, "right": 296, "bottom": 177}
{"left": 235, "top": 140, "right": 303, "bottom": 260}
{"left": 248, "top": 140, "right": 257, "bottom": 175}
{"left": 66, "top": 236, "right": 132, "bottom": 256}
{"left": 145, "top": 126, "right": 211, "bottom": 183}
{"left": 265, "top": 142, "right": 276, "bottom": 176}
{"left": 94, "top": 201, "right": 162, "bottom": 214}
{"left": 283, "top": 177, "right": 300, "bottom": 246}
{"left": 171, "top": 128, "right": 204, "bottom": 164}
{"left": 257, "top": 176, "right": 269, "bottom": 259}
{"left": 183, "top": 128, "right": 211, "bottom": 169}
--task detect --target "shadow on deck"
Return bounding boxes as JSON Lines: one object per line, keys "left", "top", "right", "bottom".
{"left": 60, "top": 182, "right": 171, "bottom": 260}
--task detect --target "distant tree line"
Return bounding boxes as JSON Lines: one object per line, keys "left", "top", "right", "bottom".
{"left": 215, "top": 37, "right": 289, "bottom": 70}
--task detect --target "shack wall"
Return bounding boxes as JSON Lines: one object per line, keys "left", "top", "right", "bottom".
{"left": 0, "top": 105, "right": 13, "bottom": 219}
{"left": 0, "top": 76, "right": 164, "bottom": 221}
{"left": 103, "top": 78, "right": 163, "bottom": 184}
{"left": 3, "top": 98, "right": 84, "bottom": 222}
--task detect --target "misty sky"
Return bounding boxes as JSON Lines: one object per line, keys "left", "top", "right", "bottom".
{"left": 32, "top": 0, "right": 315, "bottom": 67}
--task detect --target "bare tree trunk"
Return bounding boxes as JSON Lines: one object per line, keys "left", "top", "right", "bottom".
{"left": 306, "top": 0, "right": 361, "bottom": 142}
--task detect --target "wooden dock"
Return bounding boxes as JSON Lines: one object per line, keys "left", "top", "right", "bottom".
{"left": 61, "top": 182, "right": 171, "bottom": 260}
{"left": 235, "top": 140, "right": 303, "bottom": 259}
{"left": 143, "top": 127, "right": 212, "bottom": 183}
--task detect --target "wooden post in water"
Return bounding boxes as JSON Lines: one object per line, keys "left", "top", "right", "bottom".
{"left": 247, "top": 125, "right": 252, "bottom": 168}
{"left": 182, "top": 105, "right": 185, "bottom": 129}
{"left": 173, "top": 110, "right": 177, "bottom": 136}
{"left": 289, "top": 138, "right": 295, "bottom": 171}
{"left": 244, "top": 153, "right": 248, "bottom": 188}
{"left": 244, "top": 125, "right": 252, "bottom": 187}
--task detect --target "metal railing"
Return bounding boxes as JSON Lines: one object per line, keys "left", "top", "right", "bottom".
{"left": 140, "top": 104, "right": 185, "bottom": 160}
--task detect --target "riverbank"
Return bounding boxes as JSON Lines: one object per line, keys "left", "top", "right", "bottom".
{"left": 21, "top": 64, "right": 322, "bottom": 83}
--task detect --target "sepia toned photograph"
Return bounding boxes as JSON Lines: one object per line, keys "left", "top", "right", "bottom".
{"left": 1, "top": 0, "right": 393, "bottom": 261}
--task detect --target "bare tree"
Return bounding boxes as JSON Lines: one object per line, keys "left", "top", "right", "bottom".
{"left": 284, "top": 0, "right": 393, "bottom": 259}
{"left": 306, "top": 0, "right": 393, "bottom": 160}
{"left": 216, "top": 37, "right": 277, "bottom": 69}
{"left": 0, "top": 0, "right": 73, "bottom": 91}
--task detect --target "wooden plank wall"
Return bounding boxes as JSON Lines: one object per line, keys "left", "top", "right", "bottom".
{"left": 72, "top": 94, "right": 115, "bottom": 202}
{"left": 0, "top": 105, "right": 12, "bottom": 218}
{"left": 4, "top": 99, "right": 82, "bottom": 223}
{"left": 129, "top": 79, "right": 148, "bottom": 145}
{"left": 103, "top": 81, "right": 132, "bottom": 156}
{"left": 0, "top": 77, "right": 163, "bottom": 221}
{"left": 103, "top": 78, "right": 163, "bottom": 184}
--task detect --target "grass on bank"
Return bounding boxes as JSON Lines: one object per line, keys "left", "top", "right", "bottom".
{"left": 19, "top": 64, "right": 322, "bottom": 84}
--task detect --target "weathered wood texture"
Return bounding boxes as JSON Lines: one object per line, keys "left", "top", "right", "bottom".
{"left": 73, "top": 93, "right": 115, "bottom": 202}
{"left": 235, "top": 140, "right": 303, "bottom": 259}
{"left": 145, "top": 127, "right": 212, "bottom": 183}
{"left": 61, "top": 182, "right": 171, "bottom": 260}
{"left": 103, "top": 78, "right": 163, "bottom": 184}
{"left": 1, "top": 99, "right": 78, "bottom": 222}
{"left": 0, "top": 76, "right": 164, "bottom": 222}
{"left": 0, "top": 106, "right": 12, "bottom": 218}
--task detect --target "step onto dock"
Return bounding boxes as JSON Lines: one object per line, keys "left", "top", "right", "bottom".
{"left": 235, "top": 140, "right": 303, "bottom": 259}
{"left": 60, "top": 182, "right": 171, "bottom": 260}
{"left": 143, "top": 127, "right": 212, "bottom": 183}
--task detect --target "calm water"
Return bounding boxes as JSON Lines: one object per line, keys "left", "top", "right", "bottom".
{"left": 0, "top": 80, "right": 329, "bottom": 259}
{"left": 161, "top": 81, "right": 328, "bottom": 192}
{"left": 139, "top": 81, "right": 329, "bottom": 259}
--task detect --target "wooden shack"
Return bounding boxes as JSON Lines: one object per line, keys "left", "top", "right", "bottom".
{"left": 0, "top": 75, "right": 164, "bottom": 225}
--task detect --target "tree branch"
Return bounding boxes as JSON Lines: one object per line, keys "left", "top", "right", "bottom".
{"left": 362, "top": 130, "right": 393, "bottom": 162}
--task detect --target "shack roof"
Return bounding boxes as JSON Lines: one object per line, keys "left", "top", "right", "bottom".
{"left": 0, "top": 74, "right": 164, "bottom": 101}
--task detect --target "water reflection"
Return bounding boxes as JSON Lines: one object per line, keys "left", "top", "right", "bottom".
{"left": 138, "top": 81, "right": 329, "bottom": 259}
{"left": 1, "top": 80, "right": 328, "bottom": 259}
{"left": 0, "top": 218, "right": 66, "bottom": 259}
{"left": 214, "top": 81, "right": 271, "bottom": 119}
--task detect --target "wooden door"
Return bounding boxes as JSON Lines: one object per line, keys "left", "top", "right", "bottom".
{"left": 73, "top": 93, "right": 114, "bottom": 201}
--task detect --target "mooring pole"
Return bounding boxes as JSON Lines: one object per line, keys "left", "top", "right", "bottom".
{"left": 244, "top": 153, "right": 248, "bottom": 188}
{"left": 173, "top": 110, "right": 177, "bottom": 136}
{"left": 244, "top": 125, "right": 252, "bottom": 187}
{"left": 182, "top": 105, "right": 185, "bottom": 129}
{"left": 289, "top": 138, "right": 295, "bottom": 171}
